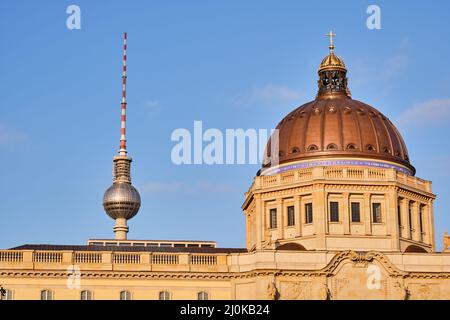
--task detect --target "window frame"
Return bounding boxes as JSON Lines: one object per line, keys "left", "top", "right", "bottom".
{"left": 197, "top": 291, "right": 209, "bottom": 300}
{"left": 1, "top": 289, "right": 13, "bottom": 300}
{"left": 40, "top": 289, "right": 53, "bottom": 301}
{"left": 120, "top": 290, "right": 132, "bottom": 301}
{"left": 159, "top": 291, "right": 171, "bottom": 300}
{"left": 305, "top": 203, "right": 313, "bottom": 224}
{"left": 81, "top": 290, "right": 93, "bottom": 301}
{"left": 419, "top": 204, "right": 424, "bottom": 241}
{"left": 287, "top": 206, "right": 295, "bottom": 227}
{"left": 372, "top": 202, "right": 382, "bottom": 223}
{"left": 350, "top": 202, "right": 361, "bottom": 223}
{"left": 269, "top": 208, "right": 277, "bottom": 229}
{"left": 329, "top": 201, "right": 339, "bottom": 222}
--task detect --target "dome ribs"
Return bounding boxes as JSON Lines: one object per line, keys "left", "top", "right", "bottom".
{"left": 285, "top": 107, "right": 303, "bottom": 159}
{"left": 380, "top": 114, "right": 396, "bottom": 157}
{"left": 337, "top": 99, "right": 344, "bottom": 150}
{"left": 301, "top": 101, "right": 316, "bottom": 154}
{"left": 303, "top": 101, "right": 322, "bottom": 154}
{"left": 272, "top": 97, "right": 415, "bottom": 174}
{"left": 345, "top": 101, "right": 362, "bottom": 152}
{"left": 366, "top": 104, "right": 391, "bottom": 155}
{"left": 322, "top": 99, "right": 341, "bottom": 151}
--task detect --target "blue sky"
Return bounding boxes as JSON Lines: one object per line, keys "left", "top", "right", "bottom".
{"left": 1, "top": 1, "right": 449, "bottom": 250}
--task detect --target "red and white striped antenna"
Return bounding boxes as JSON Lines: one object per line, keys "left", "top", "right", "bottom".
{"left": 119, "top": 32, "right": 128, "bottom": 156}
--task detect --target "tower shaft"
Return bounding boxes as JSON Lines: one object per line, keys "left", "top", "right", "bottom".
{"left": 119, "top": 32, "right": 128, "bottom": 156}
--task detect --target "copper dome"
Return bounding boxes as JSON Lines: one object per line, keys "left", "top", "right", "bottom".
{"left": 266, "top": 97, "right": 414, "bottom": 174}
{"left": 263, "top": 35, "right": 415, "bottom": 175}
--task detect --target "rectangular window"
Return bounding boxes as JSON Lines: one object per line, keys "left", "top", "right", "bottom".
{"left": 40, "top": 290, "right": 53, "bottom": 301}
{"left": 120, "top": 291, "right": 131, "bottom": 301}
{"left": 372, "top": 203, "right": 382, "bottom": 223}
{"left": 269, "top": 208, "right": 277, "bottom": 229}
{"left": 330, "top": 201, "right": 339, "bottom": 222}
{"left": 159, "top": 291, "right": 170, "bottom": 300}
{"left": 0, "top": 290, "right": 13, "bottom": 300}
{"left": 81, "top": 290, "right": 92, "bottom": 300}
{"left": 198, "top": 292, "right": 208, "bottom": 300}
{"left": 397, "top": 204, "right": 402, "bottom": 227}
{"left": 351, "top": 202, "right": 361, "bottom": 222}
{"left": 287, "top": 206, "right": 295, "bottom": 226}
{"left": 305, "top": 203, "right": 313, "bottom": 224}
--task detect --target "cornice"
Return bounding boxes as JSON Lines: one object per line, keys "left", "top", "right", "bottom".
{"left": 1, "top": 251, "right": 449, "bottom": 280}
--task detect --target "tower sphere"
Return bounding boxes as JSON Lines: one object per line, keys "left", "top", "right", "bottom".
{"left": 103, "top": 182, "right": 141, "bottom": 220}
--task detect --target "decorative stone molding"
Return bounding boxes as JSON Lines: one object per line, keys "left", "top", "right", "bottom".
{"left": 2, "top": 250, "right": 449, "bottom": 281}
{"left": 397, "top": 189, "right": 434, "bottom": 202}
{"left": 321, "top": 250, "right": 405, "bottom": 277}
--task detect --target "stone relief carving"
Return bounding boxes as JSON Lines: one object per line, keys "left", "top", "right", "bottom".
{"left": 392, "top": 281, "right": 409, "bottom": 300}
{"left": 332, "top": 263, "right": 388, "bottom": 300}
{"left": 266, "top": 281, "right": 278, "bottom": 300}
{"left": 408, "top": 283, "right": 440, "bottom": 300}
{"left": 332, "top": 278, "right": 349, "bottom": 299}
{"left": 264, "top": 229, "right": 272, "bottom": 249}
{"left": 319, "top": 283, "right": 331, "bottom": 300}
{"left": 280, "top": 281, "right": 312, "bottom": 300}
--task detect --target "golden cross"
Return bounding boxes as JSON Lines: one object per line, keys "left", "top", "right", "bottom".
{"left": 325, "top": 30, "right": 336, "bottom": 52}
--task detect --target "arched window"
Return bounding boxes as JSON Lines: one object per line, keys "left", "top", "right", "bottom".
{"left": 120, "top": 291, "right": 132, "bottom": 300}
{"left": 197, "top": 292, "right": 209, "bottom": 300}
{"left": 289, "top": 147, "right": 300, "bottom": 154}
{"left": 159, "top": 291, "right": 171, "bottom": 300}
{"left": 366, "top": 144, "right": 376, "bottom": 151}
{"left": 346, "top": 143, "right": 357, "bottom": 150}
{"left": 326, "top": 143, "right": 338, "bottom": 150}
{"left": 81, "top": 290, "right": 93, "bottom": 300}
{"left": 307, "top": 144, "right": 318, "bottom": 152}
{"left": 40, "top": 290, "right": 53, "bottom": 300}
{"left": 0, "top": 289, "right": 13, "bottom": 300}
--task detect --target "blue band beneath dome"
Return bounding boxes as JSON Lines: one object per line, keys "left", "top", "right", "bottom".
{"left": 262, "top": 159, "right": 413, "bottom": 176}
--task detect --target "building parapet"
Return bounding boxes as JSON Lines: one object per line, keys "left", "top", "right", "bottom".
{"left": 252, "top": 166, "right": 432, "bottom": 193}
{"left": 1, "top": 249, "right": 449, "bottom": 275}
{"left": 0, "top": 250, "right": 228, "bottom": 272}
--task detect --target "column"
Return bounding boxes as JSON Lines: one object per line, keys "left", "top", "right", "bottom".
{"left": 312, "top": 183, "right": 327, "bottom": 249}
{"left": 385, "top": 193, "right": 391, "bottom": 236}
{"left": 277, "top": 199, "right": 283, "bottom": 240}
{"left": 388, "top": 189, "right": 400, "bottom": 251}
{"left": 428, "top": 199, "right": 436, "bottom": 250}
{"left": 400, "top": 197, "right": 409, "bottom": 239}
{"left": 364, "top": 192, "right": 372, "bottom": 235}
{"left": 294, "top": 195, "right": 302, "bottom": 237}
{"left": 412, "top": 201, "right": 420, "bottom": 242}
{"left": 342, "top": 192, "right": 350, "bottom": 235}
{"left": 255, "top": 194, "right": 263, "bottom": 250}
